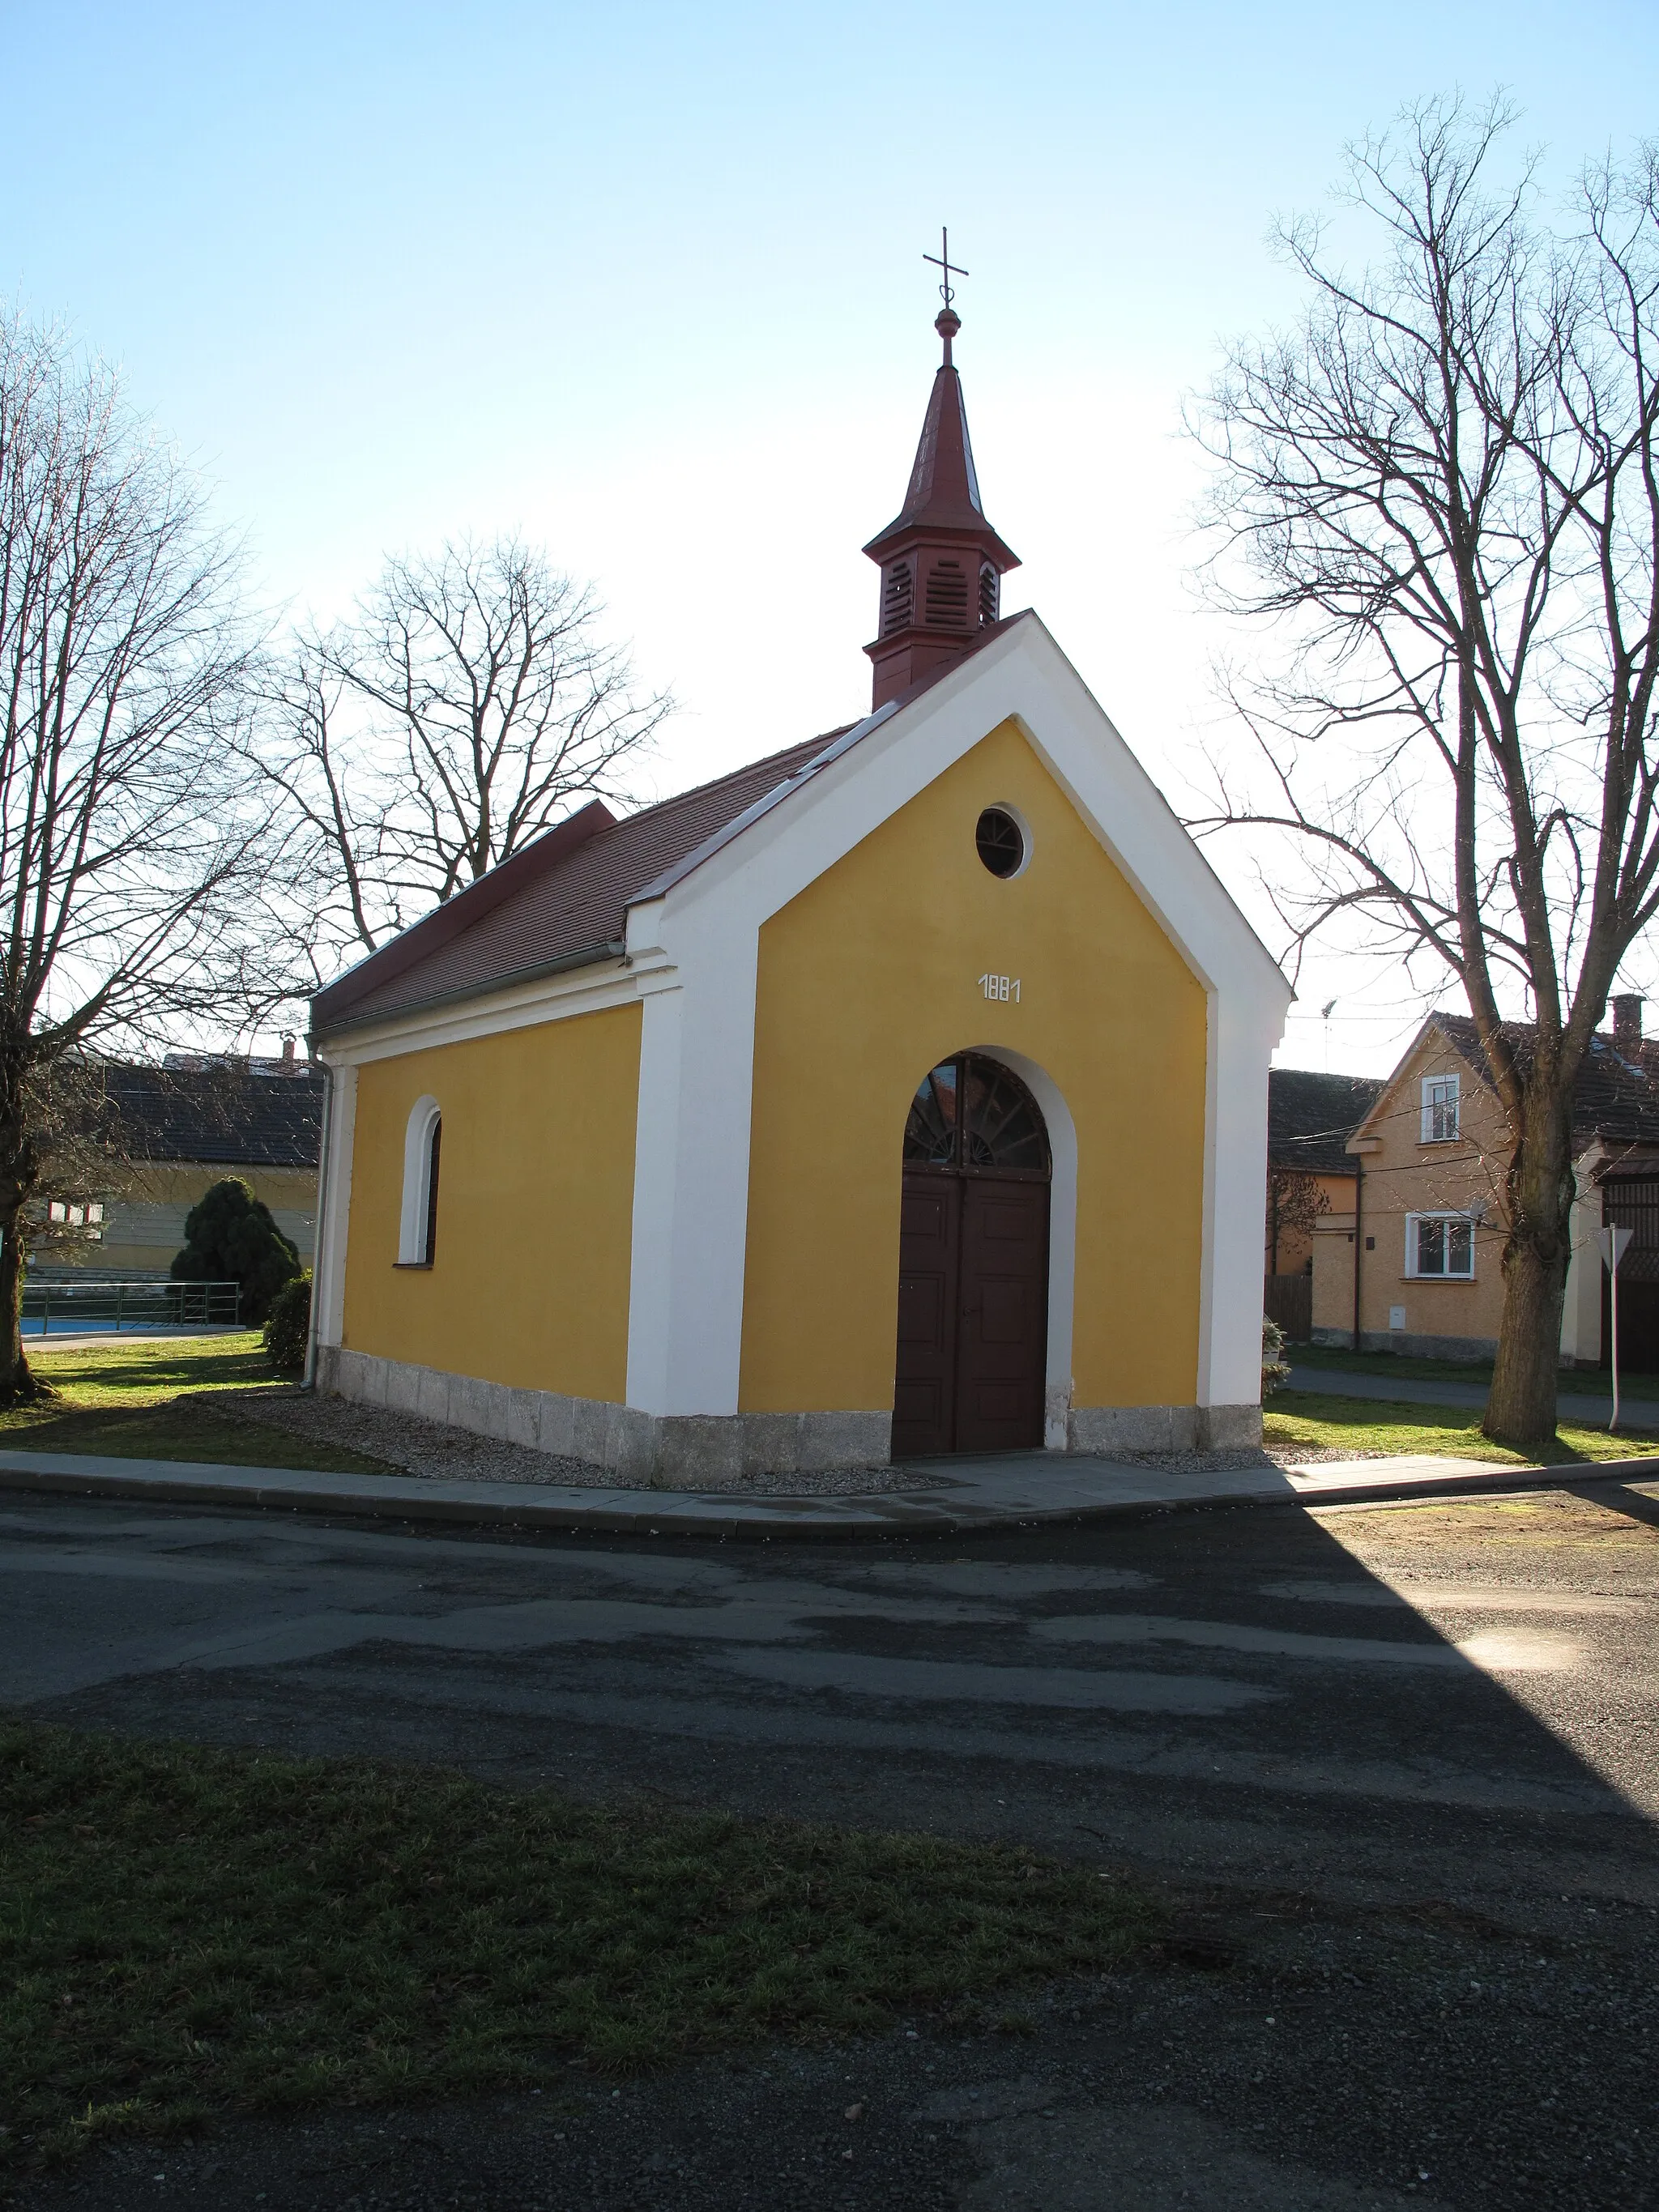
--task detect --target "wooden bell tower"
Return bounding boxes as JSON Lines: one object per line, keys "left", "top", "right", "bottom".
{"left": 863, "top": 263, "right": 1019, "bottom": 711}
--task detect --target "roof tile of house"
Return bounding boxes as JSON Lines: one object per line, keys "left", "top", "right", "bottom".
{"left": 96, "top": 1063, "right": 325, "bottom": 1169}
{"left": 1431, "top": 1012, "right": 1659, "bottom": 1149}
{"left": 309, "top": 734, "right": 839, "bottom": 1035}
{"left": 1267, "top": 1068, "right": 1385, "bottom": 1174}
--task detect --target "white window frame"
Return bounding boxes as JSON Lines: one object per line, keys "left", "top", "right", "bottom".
{"left": 47, "top": 1198, "right": 104, "bottom": 1229}
{"left": 1420, "top": 1072, "right": 1461, "bottom": 1143}
{"left": 397, "top": 1094, "right": 442, "bottom": 1265}
{"left": 1405, "top": 1210, "right": 1477, "bottom": 1280}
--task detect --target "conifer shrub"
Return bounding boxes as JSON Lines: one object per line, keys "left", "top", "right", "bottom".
{"left": 263, "top": 1271, "right": 312, "bottom": 1375}
{"left": 1262, "top": 1315, "right": 1290, "bottom": 1398}
{"left": 171, "top": 1177, "right": 301, "bottom": 1326}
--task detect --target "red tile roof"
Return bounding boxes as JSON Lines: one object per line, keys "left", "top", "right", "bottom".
{"left": 310, "top": 734, "right": 841, "bottom": 1035}
{"left": 1431, "top": 1012, "right": 1659, "bottom": 1149}
{"left": 309, "top": 612, "right": 1037, "bottom": 1039}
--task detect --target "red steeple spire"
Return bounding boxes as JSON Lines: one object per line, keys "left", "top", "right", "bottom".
{"left": 864, "top": 302, "right": 1019, "bottom": 710}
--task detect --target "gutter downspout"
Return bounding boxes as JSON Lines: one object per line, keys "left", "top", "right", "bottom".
{"left": 301, "top": 1055, "right": 335, "bottom": 1392}
{"left": 1351, "top": 1158, "right": 1364, "bottom": 1356}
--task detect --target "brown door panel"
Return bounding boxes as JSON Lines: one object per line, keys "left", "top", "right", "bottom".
{"left": 977, "top": 1276, "right": 1036, "bottom": 1345}
{"left": 893, "top": 1172, "right": 962, "bottom": 1458}
{"left": 955, "top": 1177, "right": 1047, "bottom": 1453}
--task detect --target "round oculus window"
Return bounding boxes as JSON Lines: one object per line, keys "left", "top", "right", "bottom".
{"left": 975, "top": 807, "right": 1025, "bottom": 879}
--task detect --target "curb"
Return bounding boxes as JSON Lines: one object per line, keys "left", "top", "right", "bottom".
{"left": 0, "top": 1451, "right": 1646, "bottom": 1545}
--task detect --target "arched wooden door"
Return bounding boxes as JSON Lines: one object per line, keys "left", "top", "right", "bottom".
{"left": 893, "top": 1055, "right": 1051, "bottom": 1458}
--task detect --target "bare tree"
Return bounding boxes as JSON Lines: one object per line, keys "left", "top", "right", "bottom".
{"left": 0, "top": 312, "right": 275, "bottom": 1400}
{"left": 1190, "top": 98, "right": 1659, "bottom": 1448}
{"left": 267, "top": 536, "right": 667, "bottom": 974}
{"left": 1265, "top": 1167, "right": 1329, "bottom": 1274}
{"left": 258, "top": 644, "right": 394, "bottom": 981}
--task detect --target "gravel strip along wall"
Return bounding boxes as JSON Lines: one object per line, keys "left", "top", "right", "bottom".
{"left": 205, "top": 1388, "right": 950, "bottom": 1495}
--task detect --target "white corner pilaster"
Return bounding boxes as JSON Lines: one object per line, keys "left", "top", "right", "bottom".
{"left": 625, "top": 982, "right": 685, "bottom": 1413}
{"left": 313, "top": 1061, "right": 357, "bottom": 1350}
{"left": 1199, "top": 995, "right": 1279, "bottom": 1409}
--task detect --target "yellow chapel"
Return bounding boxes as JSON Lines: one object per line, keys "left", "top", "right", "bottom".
{"left": 307, "top": 303, "right": 1290, "bottom": 1485}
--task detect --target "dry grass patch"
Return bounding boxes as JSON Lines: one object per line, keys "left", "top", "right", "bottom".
{"left": 1266, "top": 1390, "right": 1659, "bottom": 1468}
{"left": 0, "top": 1335, "right": 393, "bottom": 1473}
{"left": 0, "top": 1720, "right": 1156, "bottom": 2169}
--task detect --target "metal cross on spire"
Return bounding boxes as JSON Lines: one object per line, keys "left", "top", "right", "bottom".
{"left": 923, "top": 226, "right": 967, "bottom": 309}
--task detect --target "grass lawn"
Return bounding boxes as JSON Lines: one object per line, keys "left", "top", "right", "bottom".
{"left": 1266, "top": 1388, "right": 1659, "bottom": 1466}
{"left": 0, "top": 1335, "right": 394, "bottom": 1475}
{"left": 1288, "top": 1342, "right": 1659, "bottom": 1400}
{"left": 0, "top": 1720, "right": 1156, "bottom": 2168}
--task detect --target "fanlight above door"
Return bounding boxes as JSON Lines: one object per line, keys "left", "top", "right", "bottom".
{"left": 902, "top": 1055, "right": 1051, "bottom": 1179}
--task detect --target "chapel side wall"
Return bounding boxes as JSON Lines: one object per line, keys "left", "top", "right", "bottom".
{"left": 1316, "top": 1034, "right": 1508, "bottom": 1355}
{"left": 737, "top": 717, "right": 1209, "bottom": 1418}
{"left": 340, "top": 1002, "right": 641, "bottom": 1400}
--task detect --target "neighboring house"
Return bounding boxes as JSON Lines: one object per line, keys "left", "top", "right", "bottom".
{"left": 1309, "top": 999, "right": 1659, "bottom": 1367}
{"left": 1262, "top": 1068, "right": 1386, "bottom": 1344}
{"left": 32, "top": 1055, "right": 324, "bottom": 1277}
{"left": 1265, "top": 1068, "right": 1386, "bottom": 1276}
{"left": 307, "top": 305, "right": 1290, "bottom": 1485}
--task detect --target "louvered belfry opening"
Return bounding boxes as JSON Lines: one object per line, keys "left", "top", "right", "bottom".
{"left": 862, "top": 305, "right": 1020, "bottom": 710}
{"left": 881, "top": 560, "right": 914, "bottom": 636}
{"left": 924, "top": 558, "right": 970, "bottom": 629}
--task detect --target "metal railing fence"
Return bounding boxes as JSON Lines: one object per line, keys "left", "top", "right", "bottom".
{"left": 20, "top": 1279, "right": 242, "bottom": 1335}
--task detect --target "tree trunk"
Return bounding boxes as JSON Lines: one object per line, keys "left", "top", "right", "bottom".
{"left": 1483, "top": 1092, "right": 1575, "bottom": 1449}
{"left": 0, "top": 1044, "right": 42, "bottom": 1404}
{"left": 0, "top": 1203, "right": 32, "bottom": 1404}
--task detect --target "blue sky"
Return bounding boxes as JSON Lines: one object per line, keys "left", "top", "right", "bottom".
{"left": 5, "top": 2, "right": 1656, "bottom": 1068}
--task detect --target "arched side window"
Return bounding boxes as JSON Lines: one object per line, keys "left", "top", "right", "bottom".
{"left": 397, "top": 1095, "right": 443, "bottom": 1266}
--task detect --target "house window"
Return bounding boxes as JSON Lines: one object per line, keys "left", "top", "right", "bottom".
{"left": 396, "top": 1095, "right": 443, "bottom": 1266}
{"left": 1407, "top": 1212, "right": 1475, "bottom": 1279}
{"left": 1420, "top": 1073, "right": 1461, "bottom": 1143}
{"left": 47, "top": 1200, "right": 104, "bottom": 1230}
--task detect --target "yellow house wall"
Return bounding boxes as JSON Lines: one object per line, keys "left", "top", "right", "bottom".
{"left": 1265, "top": 1168, "right": 1354, "bottom": 1278}
{"left": 36, "top": 1162, "right": 319, "bottom": 1275}
{"left": 1309, "top": 1032, "right": 1508, "bottom": 1347}
{"left": 342, "top": 1003, "right": 641, "bottom": 1399}
{"left": 739, "top": 718, "right": 1209, "bottom": 1415}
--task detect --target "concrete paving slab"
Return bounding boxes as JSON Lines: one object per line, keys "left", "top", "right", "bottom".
{"left": 0, "top": 1442, "right": 1623, "bottom": 1541}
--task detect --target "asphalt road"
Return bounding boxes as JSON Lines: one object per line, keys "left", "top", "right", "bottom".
{"left": 4, "top": 1481, "right": 1657, "bottom": 2212}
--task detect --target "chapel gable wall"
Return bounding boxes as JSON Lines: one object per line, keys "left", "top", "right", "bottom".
{"left": 738, "top": 718, "right": 1208, "bottom": 1421}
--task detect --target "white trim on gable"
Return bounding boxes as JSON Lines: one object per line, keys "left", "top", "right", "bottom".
{"left": 636, "top": 616, "right": 1286, "bottom": 1002}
